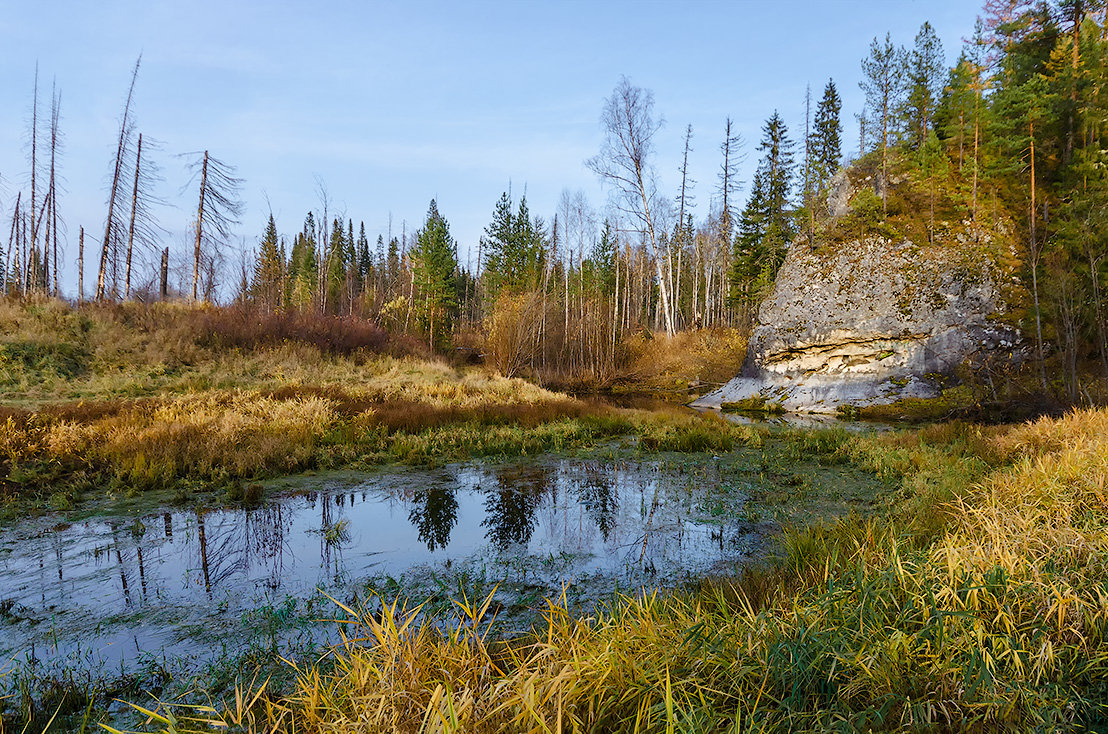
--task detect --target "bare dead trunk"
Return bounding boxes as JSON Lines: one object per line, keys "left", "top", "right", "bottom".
{"left": 126, "top": 133, "right": 143, "bottom": 299}
{"left": 4, "top": 193, "right": 18, "bottom": 296}
{"left": 192, "top": 150, "right": 209, "bottom": 302}
{"left": 98, "top": 57, "right": 140, "bottom": 301}
{"left": 29, "top": 67, "right": 38, "bottom": 291}
{"left": 78, "top": 226, "right": 84, "bottom": 303}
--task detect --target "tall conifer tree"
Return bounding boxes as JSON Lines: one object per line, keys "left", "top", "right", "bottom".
{"left": 410, "top": 199, "right": 459, "bottom": 348}
{"left": 905, "top": 22, "right": 947, "bottom": 150}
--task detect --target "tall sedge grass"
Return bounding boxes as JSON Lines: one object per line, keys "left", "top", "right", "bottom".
{"left": 114, "top": 409, "right": 1108, "bottom": 733}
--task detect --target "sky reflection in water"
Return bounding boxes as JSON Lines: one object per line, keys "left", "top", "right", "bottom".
{"left": 0, "top": 458, "right": 758, "bottom": 675}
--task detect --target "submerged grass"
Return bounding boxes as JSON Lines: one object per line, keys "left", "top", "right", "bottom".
{"left": 106, "top": 409, "right": 1108, "bottom": 733}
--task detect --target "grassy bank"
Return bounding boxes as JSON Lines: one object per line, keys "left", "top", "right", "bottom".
{"left": 100, "top": 410, "right": 1108, "bottom": 733}
{"left": 0, "top": 300, "right": 750, "bottom": 523}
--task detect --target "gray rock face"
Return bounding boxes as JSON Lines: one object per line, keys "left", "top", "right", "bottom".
{"left": 693, "top": 237, "right": 1019, "bottom": 413}
{"left": 826, "top": 170, "right": 853, "bottom": 218}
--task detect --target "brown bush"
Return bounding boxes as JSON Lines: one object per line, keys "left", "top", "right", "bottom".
{"left": 197, "top": 307, "right": 388, "bottom": 355}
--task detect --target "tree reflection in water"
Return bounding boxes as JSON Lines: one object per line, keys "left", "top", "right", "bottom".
{"left": 408, "top": 486, "right": 459, "bottom": 552}
{"left": 575, "top": 465, "right": 618, "bottom": 542}
{"left": 482, "top": 465, "right": 551, "bottom": 551}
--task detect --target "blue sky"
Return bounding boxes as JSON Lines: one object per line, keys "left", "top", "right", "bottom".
{"left": 1, "top": 0, "right": 983, "bottom": 296}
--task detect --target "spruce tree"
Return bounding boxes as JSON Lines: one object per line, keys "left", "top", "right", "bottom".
{"left": 481, "top": 192, "right": 546, "bottom": 298}
{"left": 905, "top": 22, "right": 946, "bottom": 150}
{"left": 511, "top": 196, "right": 547, "bottom": 290}
{"left": 481, "top": 192, "right": 514, "bottom": 298}
{"left": 357, "top": 222, "right": 372, "bottom": 282}
{"left": 287, "top": 212, "right": 318, "bottom": 309}
{"left": 410, "top": 199, "right": 459, "bottom": 348}
{"left": 729, "top": 112, "right": 796, "bottom": 322}
{"left": 730, "top": 168, "right": 769, "bottom": 323}
{"left": 810, "top": 79, "right": 843, "bottom": 196}
{"left": 251, "top": 213, "right": 284, "bottom": 309}
{"left": 591, "top": 219, "right": 617, "bottom": 296}
{"left": 325, "top": 217, "right": 348, "bottom": 312}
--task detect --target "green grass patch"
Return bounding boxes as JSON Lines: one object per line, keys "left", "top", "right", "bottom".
{"left": 721, "top": 394, "right": 785, "bottom": 416}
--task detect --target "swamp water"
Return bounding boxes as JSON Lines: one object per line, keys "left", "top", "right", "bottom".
{"left": 0, "top": 443, "right": 887, "bottom": 705}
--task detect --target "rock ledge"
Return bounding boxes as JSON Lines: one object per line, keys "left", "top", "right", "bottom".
{"left": 692, "top": 237, "right": 1019, "bottom": 414}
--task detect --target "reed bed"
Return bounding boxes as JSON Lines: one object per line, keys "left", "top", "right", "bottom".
{"left": 110, "top": 409, "right": 1108, "bottom": 733}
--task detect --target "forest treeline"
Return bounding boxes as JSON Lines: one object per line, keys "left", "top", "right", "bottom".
{"left": 4, "top": 0, "right": 1108, "bottom": 395}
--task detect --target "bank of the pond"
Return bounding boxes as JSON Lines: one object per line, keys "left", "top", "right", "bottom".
{"left": 0, "top": 384, "right": 761, "bottom": 526}
{"left": 82, "top": 409, "right": 1108, "bottom": 733}
{"left": 2, "top": 429, "right": 893, "bottom": 731}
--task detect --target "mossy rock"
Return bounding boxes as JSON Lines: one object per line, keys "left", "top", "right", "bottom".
{"left": 845, "top": 386, "right": 975, "bottom": 423}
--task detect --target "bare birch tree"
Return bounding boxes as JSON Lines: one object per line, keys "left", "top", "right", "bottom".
{"left": 587, "top": 77, "right": 675, "bottom": 336}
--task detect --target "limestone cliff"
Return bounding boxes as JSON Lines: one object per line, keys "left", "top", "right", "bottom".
{"left": 693, "top": 235, "right": 1021, "bottom": 413}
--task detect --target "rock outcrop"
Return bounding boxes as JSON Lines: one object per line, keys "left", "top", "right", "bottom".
{"left": 692, "top": 236, "right": 1020, "bottom": 413}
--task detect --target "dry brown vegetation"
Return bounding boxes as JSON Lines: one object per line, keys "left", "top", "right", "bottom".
{"left": 0, "top": 299, "right": 751, "bottom": 518}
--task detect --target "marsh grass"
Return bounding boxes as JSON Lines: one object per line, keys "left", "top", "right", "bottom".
{"left": 0, "top": 369, "right": 758, "bottom": 520}
{"left": 103, "top": 409, "right": 1108, "bottom": 733}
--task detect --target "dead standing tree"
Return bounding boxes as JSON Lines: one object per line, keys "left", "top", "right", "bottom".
{"left": 124, "top": 133, "right": 165, "bottom": 299}
{"left": 587, "top": 77, "right": 675, "bottom": 336}
{"left": 185, "top": 150, "right": 242, "bottom": 302}
{"left": 48, "top": 81, "right": 62, "bottom": 297}
{"left": 97, "top": 56, "right": 140, "bottom": 301}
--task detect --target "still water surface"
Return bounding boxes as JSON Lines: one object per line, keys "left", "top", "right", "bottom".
{"left": 0, "top": 457, "right": 763, "bottom": 679}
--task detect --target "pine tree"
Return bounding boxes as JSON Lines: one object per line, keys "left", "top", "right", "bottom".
{"left": 936, "top": 54, "right": 978, "bottom": 172}
{"left": 861, "top": 33, "right": 908, "bottom": 217}
{"left": 916, "top": 130, "right": 949, "bottom": 243}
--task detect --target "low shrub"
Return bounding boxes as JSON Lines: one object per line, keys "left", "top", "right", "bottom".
{"left": 196, "top": 307, "right": 388, "bottom": 355}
